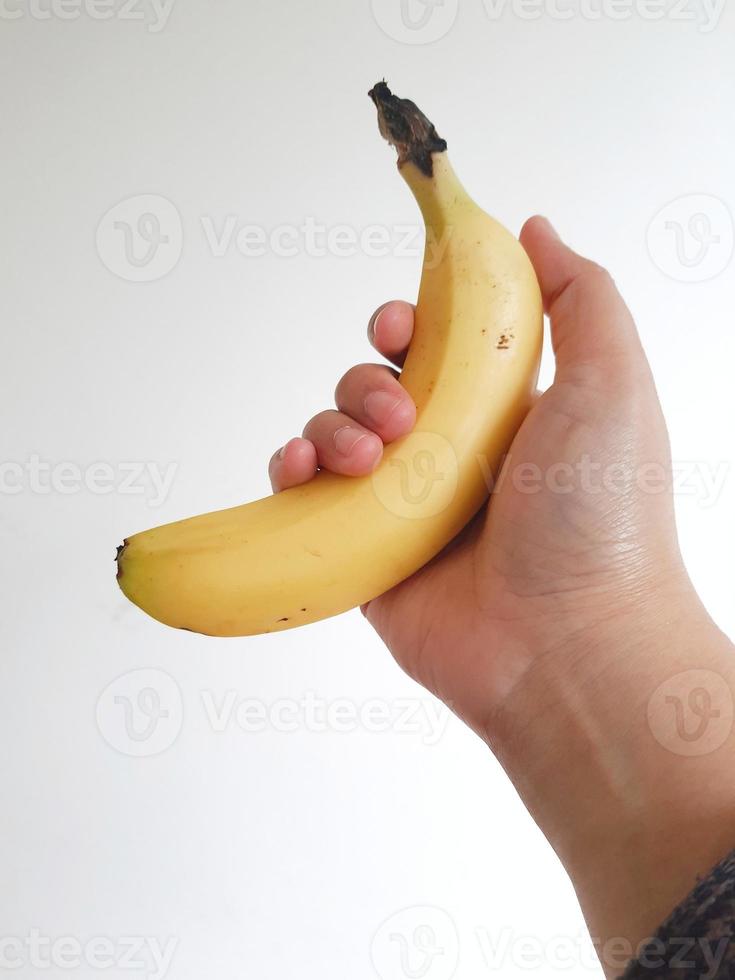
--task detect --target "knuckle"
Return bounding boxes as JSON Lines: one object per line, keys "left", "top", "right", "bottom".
{"left": 584, "top": 260, "right": 614, "bottom": 287}
{"left": 302, "top": 410, "right": 335, "bottom": 437}
{"left": 338, "top": 362, "right": 372, "bottom": 387}
{"left": 335, "top": 363, "right": 386, "bottom": 403}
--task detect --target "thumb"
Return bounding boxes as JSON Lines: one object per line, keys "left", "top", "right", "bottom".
{"left": 519, "top": 216, "right": 647, "bottom": 386}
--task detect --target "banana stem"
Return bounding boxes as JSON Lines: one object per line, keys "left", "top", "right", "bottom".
{"left": 369, "top": 82, "right": 474, "bottom": 232}
{"left": 368, "top": 81, "right": 447, "bottom": 177}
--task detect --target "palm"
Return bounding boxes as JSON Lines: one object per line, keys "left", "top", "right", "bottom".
{"left": 366, "top": 363, "right": 677, "bottom": 737}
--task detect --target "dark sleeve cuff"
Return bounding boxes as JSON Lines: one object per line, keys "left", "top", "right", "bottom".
{"left": 621, "top": 850, "right": 735, "bottom": 979}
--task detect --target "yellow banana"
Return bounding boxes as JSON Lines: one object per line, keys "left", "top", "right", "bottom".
{"left": 116, "top": 83, "right": 543, "bottom": 636}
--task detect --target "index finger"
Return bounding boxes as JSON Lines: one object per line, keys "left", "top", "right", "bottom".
{"left": 368, "top": 300, "right": 415, "bottom": 368}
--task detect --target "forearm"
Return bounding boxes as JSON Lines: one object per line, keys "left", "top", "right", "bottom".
{"left": 486, "top": 590, "right": 735, "bottom": 977}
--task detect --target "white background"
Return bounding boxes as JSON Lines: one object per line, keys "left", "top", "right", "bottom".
{"left": 1, "top": 1, "right": 734, "bottom": 978}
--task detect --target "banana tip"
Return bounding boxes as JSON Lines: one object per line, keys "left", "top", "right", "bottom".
{"left": 115, "top": 540, "right": 127, "bottom": 579}
{"left": 368, "top": 80, "right": 446, "bottom": 177}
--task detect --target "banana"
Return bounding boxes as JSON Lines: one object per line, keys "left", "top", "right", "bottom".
{"left": 116, "top": 83, "right": 543, "bottom": 636}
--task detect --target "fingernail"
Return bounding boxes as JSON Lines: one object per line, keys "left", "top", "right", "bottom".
{"left": 368, "top": 307, "right": 385, "bottom": 344}
{"left": 333, "top": 426, "right": 368, "bottom": 457}
{"left": 364, "top": 390, "right": 402, "bottom": 425}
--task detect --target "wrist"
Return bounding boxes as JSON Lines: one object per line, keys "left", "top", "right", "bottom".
{"left": 484, "top": 585, "right": 735, "bottom": 963}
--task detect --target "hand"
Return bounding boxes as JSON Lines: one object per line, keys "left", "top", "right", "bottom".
{"left": 269, "top": 215, "right": 689, "bottom": 739}
{"left": 269, "top": 216, "right": 735, "bottom": 972}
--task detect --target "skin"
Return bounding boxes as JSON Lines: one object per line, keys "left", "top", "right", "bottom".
{"left": 268, "top": 216, "right": 735, "bottom": 976}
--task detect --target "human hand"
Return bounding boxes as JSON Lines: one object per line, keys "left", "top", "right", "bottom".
{"left": 270, "top": 216, "right": 735, "bottom": 970}
{"left": 269, "top": 215, "right": 690, "bottom": 741}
